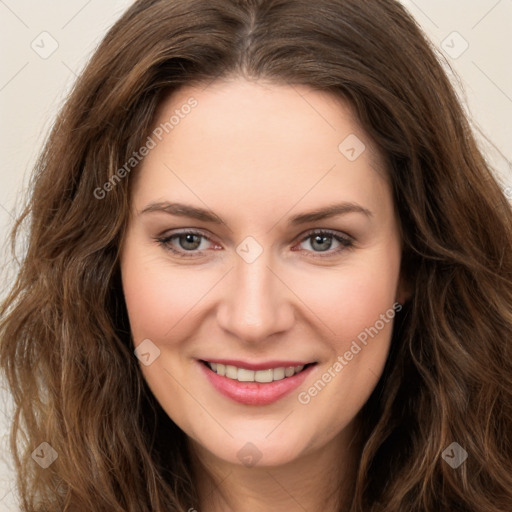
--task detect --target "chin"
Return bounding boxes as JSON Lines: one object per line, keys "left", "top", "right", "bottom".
{"left": 189, "top": 423, "right": 317, "bottom": 469}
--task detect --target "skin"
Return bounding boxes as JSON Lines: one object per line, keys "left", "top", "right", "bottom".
{"left": 120, "top": 77, "right": 408, "bottom": 511}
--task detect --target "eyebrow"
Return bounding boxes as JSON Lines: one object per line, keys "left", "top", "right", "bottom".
{"left": 140, "top": 201, "right": 373, "bottom": 225}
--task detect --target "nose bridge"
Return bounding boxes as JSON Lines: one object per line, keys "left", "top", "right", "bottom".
{"left": 217, "top": 246, "right": 293, "bottom": 342}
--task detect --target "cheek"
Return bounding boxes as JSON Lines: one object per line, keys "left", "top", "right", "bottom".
{"left": 292, "top": 247, "right": 401, "bottom": 428}
{"left": 120, "top": 246, "right": 216, "bottom": 343}
{"left": 290, "top": 248, "right": 401, "bottom": 346}
{"left": 120, "top": 245, "right": 209, "bottom": 431}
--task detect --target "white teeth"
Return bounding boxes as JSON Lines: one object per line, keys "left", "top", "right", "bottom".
{"left": 207, "top": 362, "right": 308, "bottom": 382}
{"left": 237, "top": 368, "right": 255, "bottom": 381}
{"left": 273, "top": 367, "right": 285, "bottom": 381}
{"left": 254, "top": 369, "right": 274, "bottom": 383}
{"left": 225, "top": 365, "right": 238, "bottom": 379}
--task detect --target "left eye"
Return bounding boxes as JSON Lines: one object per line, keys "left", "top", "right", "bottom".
{"left": 296, "top": 230, "right": 353, "bottom": 254}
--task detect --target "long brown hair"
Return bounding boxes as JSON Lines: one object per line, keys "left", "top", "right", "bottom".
{"left": 1, "top": 0, "right": 512, "bottom": 510}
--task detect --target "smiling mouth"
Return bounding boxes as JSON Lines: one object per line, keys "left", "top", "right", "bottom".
{"left": 200, "top": 360, "right": 316, "bottom": 383}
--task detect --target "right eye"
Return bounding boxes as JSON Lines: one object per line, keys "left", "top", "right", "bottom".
{"left": 155, "top": 229, "right": 221, "bottom": 258}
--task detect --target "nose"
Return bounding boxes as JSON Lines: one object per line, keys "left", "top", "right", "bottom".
{"left": 216, "top": 251, "right": 295, "bottom": 344}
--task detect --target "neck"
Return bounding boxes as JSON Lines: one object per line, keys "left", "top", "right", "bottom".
{"left": 188, "top": 422, "right": 361, "bottom": 512}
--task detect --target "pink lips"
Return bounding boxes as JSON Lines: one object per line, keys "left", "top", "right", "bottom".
{"left": 198, "top": 359, "right": 316, "bottom": 406}
{"left": 204, "top": 358, "right": 311, "bottom": 370}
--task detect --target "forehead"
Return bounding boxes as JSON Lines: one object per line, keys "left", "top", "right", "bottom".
{"left": 132, "top": 78, "right": 391, "bottom": 225}
{"left": 150, "top": 77, "right": 383, "bottom": 167}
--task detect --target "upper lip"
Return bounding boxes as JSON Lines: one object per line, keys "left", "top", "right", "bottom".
{"left": 200, "top": 358, "right": 315, "bottom": 371}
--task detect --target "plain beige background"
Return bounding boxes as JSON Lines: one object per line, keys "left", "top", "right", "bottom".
{"left": 0, "top": 0, "right": 511, "bottom": 509}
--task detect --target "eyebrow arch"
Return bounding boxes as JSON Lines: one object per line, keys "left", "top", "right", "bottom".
{"left": 288, "top": 202, "right": 373, "bottom": 224}
{"left": 139, "top": 201, "right": 373, "bottom": 225}
{"left": 140, "top": 202, "right": 224, "bottom": 224}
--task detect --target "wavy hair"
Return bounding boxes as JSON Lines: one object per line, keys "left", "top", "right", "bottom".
{"left": 1, "top": 0, "right": 512, "bottom": 510}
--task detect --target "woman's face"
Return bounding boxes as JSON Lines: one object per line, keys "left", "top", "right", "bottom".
{"left": 120, "top": 78, "right": 406, "bottom": 468}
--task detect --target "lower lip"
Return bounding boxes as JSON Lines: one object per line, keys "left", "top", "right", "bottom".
{"left": 198, "top": 361, "right": 315, "bottom": 406}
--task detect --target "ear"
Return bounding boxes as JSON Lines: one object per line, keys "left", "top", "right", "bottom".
{"left": 395, "top": 273, "right": 412, "bottom": 305}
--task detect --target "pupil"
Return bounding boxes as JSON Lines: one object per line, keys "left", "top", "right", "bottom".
{"left": 180, "top": 234, "right": 200, "bottom": 250}
{"left": 312, "top": 235, "right": 331, "bottom": 252}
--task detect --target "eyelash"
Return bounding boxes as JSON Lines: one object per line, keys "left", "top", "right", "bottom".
{"left": 155, "top": 229, "right": 354, "bottom": 259}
